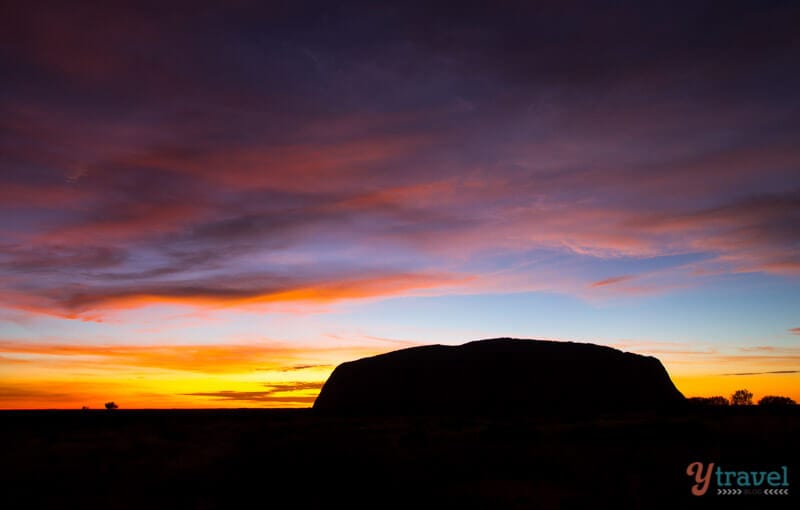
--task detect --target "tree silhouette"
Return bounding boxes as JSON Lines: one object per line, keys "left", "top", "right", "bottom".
{"left": 104, "top": 401, "right": 119, "bottom": 410}
{"left": 731, "top": 389, "right": 753, "bottom": 406}
{"left": 758, "top": 395, "right": 796, "bottom": 406}
{"left": 688, "top": 396, "right": 729, "bottom": 406}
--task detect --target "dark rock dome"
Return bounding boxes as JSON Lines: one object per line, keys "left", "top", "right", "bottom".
{"left": 313, "top": 338, "right": 685, "bottom": 415}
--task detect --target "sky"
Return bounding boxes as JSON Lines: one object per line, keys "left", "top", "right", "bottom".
{"left": 1, "top": 0, "right": 798, "bottom": 408}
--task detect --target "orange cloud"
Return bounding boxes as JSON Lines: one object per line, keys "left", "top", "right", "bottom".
{"left": 184, "top": 382, "right": 324, "bottom": 404}
{"left": 0, "top": 271, "right": 469, "bottom": 320}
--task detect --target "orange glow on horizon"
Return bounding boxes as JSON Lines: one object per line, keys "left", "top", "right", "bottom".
{"left": 673, "top": 373, "right": 800, "bottom": 403}
{"left": 2, "top": 339, "right": 798, "bottom": 409}
{"left": 0, "top": 341, "right": 384, "bottom": 409}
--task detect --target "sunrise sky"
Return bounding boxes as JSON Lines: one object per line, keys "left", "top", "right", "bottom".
{"left": 1, "top": 1, "right": 798, "bottom": 408}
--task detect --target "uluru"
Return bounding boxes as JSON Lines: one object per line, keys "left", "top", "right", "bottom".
{"left": 313, "top": 338, "right": 685, "bottom": 415}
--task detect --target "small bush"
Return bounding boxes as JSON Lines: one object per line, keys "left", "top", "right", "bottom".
{"left": 104, "top": 401, "right": 119, "bottom": 410}
{"left": 688, "top": 396, "right": 729, "bottom": 406}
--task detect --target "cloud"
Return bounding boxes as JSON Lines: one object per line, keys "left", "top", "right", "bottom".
{"left": 630, "top": 190, "right": 800, "bottom": 275}
{"left": 263, "top": 382, "right": 325, "bottom": 392}
{"left": 1, "top": 270, "right": 467, "bottom": 319}
{"left": 0, "top": 244, "right": 126, "bottom": 272}
{"left": 722, "top": 370, "right": 799, "bottom": 376}
{"left": 0, "top": 341, "right": 373, "bottom": 374}
{"left": 1, "top": 0, "right": 799, "bottom": 322}
{"left": 791, "top": 328, "right": 800, "bottom": 336}
{"left": 279, "top": 364, "right": 333, "bottom": 372}
{"left": 181, "top": 391, "right": 318, "bottom": 404}
{"left": 0, "top": 386, "right": 71, "bottom": 401}
{"left": 590, "top": 275, "right": 634, "bottom": 288}
{"left": 183, "top": 382, "right": 324, "bottom": 404}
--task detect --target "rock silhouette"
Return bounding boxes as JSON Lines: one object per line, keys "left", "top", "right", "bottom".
{"left": 314, "top": 338, "right": 685, "bottom": 414}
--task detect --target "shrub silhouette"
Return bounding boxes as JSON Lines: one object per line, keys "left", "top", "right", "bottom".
{"left": 731, "top": 389, "right": 753, "bottom": 406}
{"left": 104, "top": 401, "right": 119, "bottom": 410}
{"left": 688, "top": 396, "right": 729, "bottom": 406}
{"left": 758, "top": 395, "right": 796, "bottom": 406}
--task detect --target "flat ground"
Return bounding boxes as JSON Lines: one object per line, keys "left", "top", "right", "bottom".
{"left": 1, "top": 407, "right": 797, "bottom": 508}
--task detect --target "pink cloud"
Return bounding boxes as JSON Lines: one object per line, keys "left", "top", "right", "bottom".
{"left": 590, "top": 275, "right": 634, "bottom": 288}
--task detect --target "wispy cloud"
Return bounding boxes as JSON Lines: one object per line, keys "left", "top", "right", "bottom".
{"left": 722, "top": 370, "right": 799, "bottom": 376}
{"left": 0, "top": 340, "right": 373, "bottom": 374}
{"left": 279, "top": 364, "right": 333, "bottom": 372}
{"left": 590, "top": 275, "right": 634, "bottom": 288}
{"left": 0, "top": 270, "right": 469, "bottom": 320}
{"left": 184, "top": 382, "right": 324, "bottom": 404}
{"left": 0, "top": 386, "right": 70, "bottom": 400}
